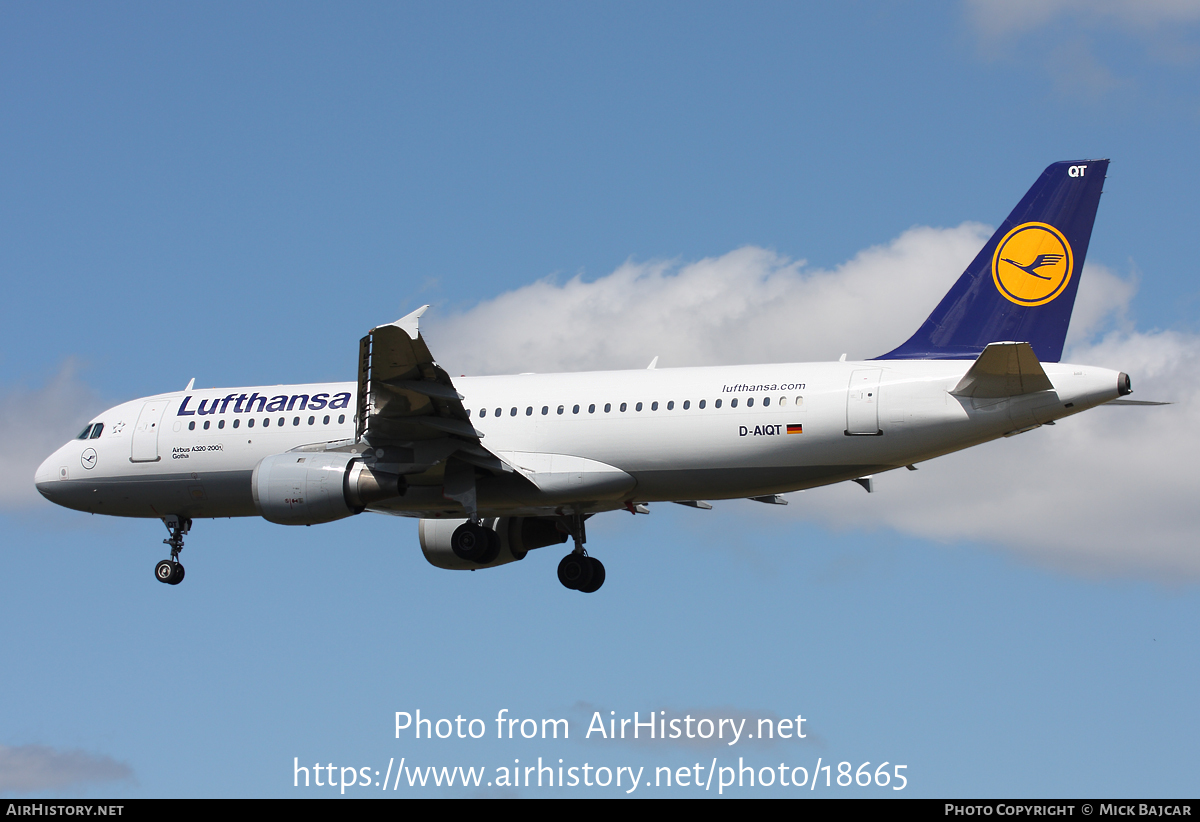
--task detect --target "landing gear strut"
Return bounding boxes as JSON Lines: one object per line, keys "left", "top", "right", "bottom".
{"left": 155, "top": 516, "right": 191, "bottom": 585}
{"left": 557, "top": 513, "right": 604, "bottom": 593}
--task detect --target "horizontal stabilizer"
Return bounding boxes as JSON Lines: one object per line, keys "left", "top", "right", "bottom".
{"left": 1103, "top": 399, "right": 1171, "bottom": 406}
{"left": 951, "top": 342, "right": 1053, "bottom": 399}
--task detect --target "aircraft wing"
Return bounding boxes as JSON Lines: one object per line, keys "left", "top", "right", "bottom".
{"left": 355, "top": 306, "right": 508, "bottom": 474}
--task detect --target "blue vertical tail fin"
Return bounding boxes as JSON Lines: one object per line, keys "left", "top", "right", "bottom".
{"left": 879, "top": 159, "right": 1108, "bottom": 362}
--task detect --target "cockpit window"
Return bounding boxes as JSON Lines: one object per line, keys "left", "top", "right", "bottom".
{"left": 89, "top": 423, "right": 104, "bottom": 439}
{"left": 77, "top": 424, "right": 94, "bottom": 439}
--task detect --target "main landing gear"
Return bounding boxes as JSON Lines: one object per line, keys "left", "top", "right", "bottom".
{"left": 155, "top": 516, "right": 191, "bottom": 586}
{"left": 557, "top": 513, "right": 604, "bottom": 594}
{"left": 448, "top": 512, "right": 606, "bottom": 593}
{"left": 558, "top": 552, "right": 604, "bottom": 593}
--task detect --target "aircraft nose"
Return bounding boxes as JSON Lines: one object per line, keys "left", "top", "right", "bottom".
{"left": 35, "top": 450, "right": 64, "bottom": 502}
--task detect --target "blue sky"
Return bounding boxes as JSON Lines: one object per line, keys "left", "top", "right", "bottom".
{"left": 2, "top": 1, "right": 1199, "bottom": 797}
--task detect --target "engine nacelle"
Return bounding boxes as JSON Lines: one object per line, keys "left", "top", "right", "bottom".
{"left": 252, "top": 452, "right": 403, "bottom": 525}
{"left": 419, "top": 516, "right": 569, "bottom": 570}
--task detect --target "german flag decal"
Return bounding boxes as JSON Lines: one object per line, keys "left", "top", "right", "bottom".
{"left": 787, "top": 424, "right": 803, "bottom": 434}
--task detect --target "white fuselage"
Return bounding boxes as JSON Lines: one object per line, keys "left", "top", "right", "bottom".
{"left": 35, "top": 359, "right": 1123, "bottom": 521}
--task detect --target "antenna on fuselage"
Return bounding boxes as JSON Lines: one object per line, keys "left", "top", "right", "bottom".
{"left": 184, "top": 377, "right": 195, "bottom": 391}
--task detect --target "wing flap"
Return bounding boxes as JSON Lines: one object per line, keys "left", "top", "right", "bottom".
{"left": 356, "top": 306, "right": 501, "bottom": 473}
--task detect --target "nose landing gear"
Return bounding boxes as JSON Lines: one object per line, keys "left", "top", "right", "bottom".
{"left": 155, "top": 516, "right": 191, "bottom": 586}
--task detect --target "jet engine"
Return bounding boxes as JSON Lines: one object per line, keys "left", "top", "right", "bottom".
{"left": 251, "top": 452, "right": 403, "bottom": 525}
{"left": 419, "top": 516, "right": 568, "bottom": 570}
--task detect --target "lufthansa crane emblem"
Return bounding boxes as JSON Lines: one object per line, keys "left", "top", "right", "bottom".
{"left": 991, "top": 222, "right": 1074, "bottom": 307}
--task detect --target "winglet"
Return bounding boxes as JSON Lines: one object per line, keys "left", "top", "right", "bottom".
{"left": 390, "top": 305, "right": 430, "bottom": 340}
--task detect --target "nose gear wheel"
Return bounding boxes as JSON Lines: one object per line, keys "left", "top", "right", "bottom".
{"left": 155, "top": 517, "right": 192, "bottom": 586}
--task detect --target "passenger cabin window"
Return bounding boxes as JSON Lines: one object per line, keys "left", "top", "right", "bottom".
{"left": 542, "top": 406, "right": 549, "bottom": 415}
{"left": 338, "top": 414, "right": 346, "bottom": 424}
{"left": 715, "top": 399, "right": 722, "bottom": 408}
{"left": 635, "top": 402, "right": 642, "bottom": 411}
{"left": 604, "top": 403, "right": 611, "bottom": 413}
{"left": 572, "top": 405, "right": 580, "bottom": 414}
{"left": 203, "top": 421, "right": 210, "bottom": 430}
{"left": 731, "top": 398, "right": 738, "bottom": 408}
{"left": 557, "top": 405, "right": 564, "bottom": 415}
{"left": 233, "top": 419, "right": 240, "bottom": 428}
{"left": 746, "top": 398, "right": 753, "bottom": 407}
{"left": 683, "top": 400, "right": 690, "bottom": 409}
{"left": 510, "top": 407, "right": 517, "bottom": 416}
{"left": 619, "top": 403, "right": 627, "bottom": 412}
{"left": 667, "top": 401, "right": 674, "bottom": 410}
{"left": 188, "top": 421, "right": 196, "bottom": 431}
{"left": 588, "top": 404, "right": 595, "bottom": 413}
{"left": 652, "top": 401, "right": 659, "bottom": 411}
{"left": 218, "top": 419, "right": 225, "bottom": 429}
{"left": 763, "top": 397, "right": 770, "bottom": 406}
{"left": 526, "top": 407, "right": 533, "bottom": 416}
{"left": 699, "top": 400, "right": 706, "bottom": 409}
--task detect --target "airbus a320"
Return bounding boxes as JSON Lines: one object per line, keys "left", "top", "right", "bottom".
{"left": 36, "top": 160, "right": 1135, "bottom": 593}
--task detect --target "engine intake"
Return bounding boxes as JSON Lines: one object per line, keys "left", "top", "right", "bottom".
{"left": 419, "top": 516, "right": 568, "bottom": 570}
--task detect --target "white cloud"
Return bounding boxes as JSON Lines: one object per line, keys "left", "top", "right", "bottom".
{"left": 0, "top": 364, "right": 105, "bottom": 510}
{"left": 1063, "top": 260, "right": 1136, "bottom": 348}
{"left": 965, "top": 0, "right": 1200, "bottom": 98}
{"left": 426, "top": 227, "right": 1197, "bottom": 580}
{"left": 967, "top": 0, "right": 1200, "bottom": 37}
{"left": 428, "top": 224, "right": 992, "bottom": 375}
{"left": 0, "top": 744, "right": 133, "bottom": 793}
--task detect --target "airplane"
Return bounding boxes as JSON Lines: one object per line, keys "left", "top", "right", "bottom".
{"left": 36, "top": 159, "right": 1135, "bottom": 593}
